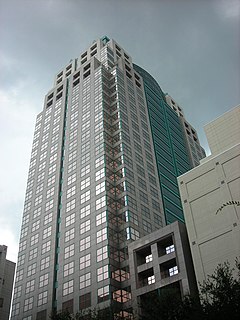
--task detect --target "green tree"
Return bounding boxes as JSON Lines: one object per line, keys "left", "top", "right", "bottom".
{"left": 140, "top": 288, "right": 202, "bottom": 320}
{"left": 140, "top": 259, "right": 240, "bottom": 320}
{"left": 49, "top": 259, "right": 240, "bottom": 320}
{"left": 200, "top": 259, "right": 240, "bottom": 320}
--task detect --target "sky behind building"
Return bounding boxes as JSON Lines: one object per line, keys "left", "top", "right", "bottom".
{"left": 0, "top": 0, "right": 239, "bottom": 262}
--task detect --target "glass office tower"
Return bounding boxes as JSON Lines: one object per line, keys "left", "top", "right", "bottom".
{"left": 11, "top": 37, "right": 204, "bottom": 320}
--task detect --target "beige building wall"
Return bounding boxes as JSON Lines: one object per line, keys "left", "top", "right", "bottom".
{"left": 178, "top": 106, "right": 240, "bottom": 289}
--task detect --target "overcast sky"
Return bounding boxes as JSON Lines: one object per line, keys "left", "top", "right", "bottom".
{"left": 0, "top": 0, "right": 239, "bottom": 262}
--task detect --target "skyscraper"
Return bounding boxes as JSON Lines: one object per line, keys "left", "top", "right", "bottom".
{"left": 12, "top": 37, "right": 204, "bottom": 320}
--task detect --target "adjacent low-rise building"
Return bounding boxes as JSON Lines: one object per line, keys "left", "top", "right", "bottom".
{"left": 0, "top": 245, "right": 16, "bottom": 320}
{"left": 128, "top": 221, "right": 197, "bottom": 318}
{"left": 178, "top": 105, "right": 240, "bottom": 290}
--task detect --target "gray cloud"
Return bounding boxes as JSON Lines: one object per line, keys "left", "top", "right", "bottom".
{"left": 0, "top": 0, "right": 239, "bottom": 261}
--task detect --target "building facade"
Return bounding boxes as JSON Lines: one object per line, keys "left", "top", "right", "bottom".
{"left": 12, "top": 37, "right": 204, "bottom": 320}
{"left": 165, "top": 94, "right": 206, "bottom": 168}
{"left": 128, "top": 221, "right": 197, "bottom": 319}
{"left": 178, "top": 105, "right": 240, "bottom": 290}
{"left": 0, "top": 245, "right": 16, "bottom": 320}
{"left": 133, "top": 68, "right": 205, "bottom": 225}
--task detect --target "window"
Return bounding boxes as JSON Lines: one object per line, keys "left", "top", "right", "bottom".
{"left": 46, "top": 199, "right": 54, "bottom": 211}
{"left": 24, "top": 296, "right": 34, "bottom": 311}
{"left": 51, "top": 134, "right": 59, "bottom": 143}
{"left": 42, "top": 241, "right": 51, "bottom": 254}
{"left": 29, "top": 248, "right": 38, "bottom": 261}
{"left": 67, "top": 173, "right": 76, "bottom": 185}
{"left": 166, "top": 244, "right": 175, "bottom": 254}
{"left": 68, "top": 161, "right": 77, "bottom": 173}
{"left": 27, "top": 263, "right": 36, "bottom": 277}
{"left": 95, "top": 155, "right": 104, "bottom": 168}
{"left": 80, "top": 164, "right": 90, "bottom": 177}
{"left": 96, "top": 196, "right": 106, "bottom": 210}
{"left": 19, "top": 240, "right": 27, "bottom": 252}
{"left": 38, "top": 291, "right": 48, "bottom": 306}
{"left": 46, "top": 187, "right": 54, "bottom": 198}
{"left": 48, "top": 164, "right": 56, "bottom": 175}
{"left": 39, "top": 273, "right": 49, "bottom": 288}
{"left": 97, "top": 265, "right": 108, "bottom": 282}
{"left": 63, "top": 280, "right": 74, "bottom": 296}
{"left": 24, "top": 201, "right": 31, "bottom": 212}
{"left": 81, "top": 141, "right": 90, "bottom": 153}
{"left": 80, "top": 204, "right": 91, "bottom": 219}
{"left": 34, "top": 195, "right": 43, "bottom": 206}
{"left": 69, "top": 139, "right": 77, "bottom": 151}
{"left": 79, "top": 272, "right": 91, "bottom": 289}
{"left": 66, "top": 185, "right": 76, "bottom": 198}
{"left": 64, "top": 244, "right": 75, "bottom": 259}
{"left": 126, "top": 227, "right": 139, "bottom": 240}
{"left": 47, "top": 175, "right": 55, "bottom": 186}
{"left": 79, "top": 253, "right": 91, "bottom": 270}
{"left": 146, "top": 254, "right": 153, "bottom": 263}
{"left": 20, "top": 226, "right": 28, "bottom": 238}
{"left": 25, "top": 190, "right": 33, "bottom": 201}
{"left": 40, "top": 256, "right": 50, "bottom": 271}
{"left": 66, "top": 213, "right": 75, "bottom": 227}
{"left": 97, "top": 246, "right": 108, "bottom": 262}
{"left": 68, "top": 150, "right": 77, "bottom": 162}
{"left": 66, "top": 199, "right": 76, "bottom": 212}
{"left": 80, "top": 220, "right": 90, "bottom": 234}
{"left": 51, "top": 143, "right": 58, "bottom": 154}
{"left": 98, "top": 285, "right": 109, "bottom": 303}
{"left": 65, "top": 228, "right": 75, "bottom": 242}
{"left": 15, "top": 269, "right": 24, "bottom": 282}
{"left": 12, "top": 302, "right": 20, "bottom": 316}
{"left": 43, "top": 226, "right": 52, "bottom": 239}
{"left": 80, "top": 177, "right": 90, "bottom": 190}
{"left": 139, "top": 191, "right": 148, "bottom": 204}
{"left": 22, "top": 214, "right": 30, "bottom": 226}
{"left": 95, "top": 168, "right": 105, "bottom": 181}
{"left": 96, "top": 228, "right": 107, "bottom": 243}
{"left": 95, "top": 132, "right": 103, "bottom": 144}
{"left": 142, "top": 219, "right": 152, "bottom": 233}
{"left": 14, "top": 285, "right": 22, "bottom": 299}
{"left": 44, "top": 212, "right": 53, "bottom": 225}
{"left": 17, "top": 254, "right": 25, "bottom": 266}
{"left": 80, "top": 190, "right": 90, "bottom": 204}
{"left": 30, "top": 234, "right": 39, "bottom": 246}
{"left": 79, "top": 292, "right": 91, "bottom": 309}
{"left": 96, "top": 181, "right": 105, "bottom": 195}
{"left": 82, "top": 120, "right": 90, "bottom": 131}
{"left": 169, "top": 265, "right": 178, "bottom": 276}
{"left": 96, "top": 211, "right": 106, "bottom": 226}
{"left": 95, "top": 143, "right": 104, "bottom": 156}
{"left": 148, "top": 275, "right": 155, "bottom": 285}
{"left": 32, "top": 220, "right": 40, "bottom": 232}
{"left": 64, "top": 261, "right": 74, "bottom": 277}
{"left": 81, "top": 129, "right": 90, "bottom": 141}
{"left": 80, "top": 236, "right": 90, "bottom": 251}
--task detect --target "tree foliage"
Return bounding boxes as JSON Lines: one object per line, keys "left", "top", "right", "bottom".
{"left": 200, "top": 259, "right": 240, "bottom": 320}
{"left": 140, "top": 258, "right": 240, "bottom": 320}
{"left": 50, "top": 259, "right": 240, "bottom": 320}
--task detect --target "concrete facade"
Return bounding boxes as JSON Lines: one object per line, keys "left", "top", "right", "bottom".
{"left": 178, "top": 105, "right": 240, "bottom": 289}
{"left": 0, "top": 245, "right": 16, "bottom": 320}
{"left": 128, "top": 222, "right": 197, "bottom": 318}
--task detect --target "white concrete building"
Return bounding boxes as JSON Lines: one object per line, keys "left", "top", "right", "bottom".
{"left": 178, "top": 105, "right": 240, "bottom": 289}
